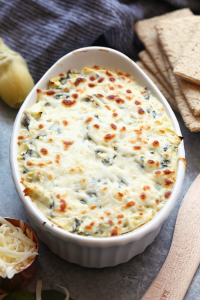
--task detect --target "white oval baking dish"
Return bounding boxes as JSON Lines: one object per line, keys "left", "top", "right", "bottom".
{"left": 10, "top": 47, "right": 185, "bottom": 268}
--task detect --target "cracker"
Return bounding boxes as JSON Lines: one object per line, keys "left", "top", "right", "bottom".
{"left": 134, "top": 8, "right": 193, "bottom": 84}
{"left": 167, "top": 65, "right": 200, "bottom": 132}
{"left": 139, "top": 50, "right": 174, "bottom": 96}
{"left": 156, "top": 16, "right": 200, "bottom": 116}
{"left": 162, "top": 49, "right": 172, "bottom": 83}
{"left": 174, "top": 23, "right": 200, "bottom": 85}
{"left": 136, "top": 60, "right": 178, "bottom": 112}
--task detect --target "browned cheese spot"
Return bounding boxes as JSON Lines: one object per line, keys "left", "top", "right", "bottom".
{"left": 155, "top": 171, "right": 161, "bottom": 175}
{"left": 152, "top": 140, "right": 159, "bottom": 147}
{"left": 23, "top": 187, "right": 30, "bottom": 196}
{"left": 133, "top": 146, "right": 141, "bottom": 150}
{"left": 62, "top": 99, "right": 76, "bottom": 107}
{"left": 143, "top": 186, "right": 150, "bottom": 190}
{"left": 85, "top": 117, "right": 93, "bottom": 123}
{"left": 72, "top": 93, "right": 78, "bottom": 99}
{"left": 62, "top": 120, "right": 68, "bottom": 126}
{"left": 138, "top": 107, "right": 145, "bottom": 114}
{"left": 94, "top": 124, "right": 100, "bottom": 129}
{"left": 104, "top": 134, "right": 115, "bottom": 141}
{"left": 60, "top": 199, "right": 67, "bottom": 212}
{"left": 63, "top": 141, "right": 74, "bottom": 150}
{"left": 88, "top": 83, "right": 96, "bottom": 88}
{"left": 135, "top": 100, "right": 141, "bottom": 105}
{"left": 148, "top": 160, "right": 154, "bottom": 164}
{"left": 165, "top": 191, "right": 172, "bottom": 199}
{"left": 125, "top": 201, "right": 135, "bottom": 208}
{"left": 120, "top": 126, "right": 126, "bottom": 132}
{"left": 108, "top": 219, "right": 114, "bottom": 226}
{"left": 160, "top": 129, "right": 165, "bottom": 134}
{"left": 116, "top": 98, "right": 125, "bottom": 103}
{"left": 40, "top": 148, "right": 48, "bottom": 155}
{"left": 93, "top": 65, "right": 100, "bottom": 70}
{"left": 164, "top": 179, "right": 173, "bottom": 186}
{"left": 163, "top": 169, "right": 172, "bottom": 175}
{"left": 106, "top": 70, "right": 112, "bottom": 76}
{"left": 140, "top": 192, "right": 146, "bottom": 200}
{"left": 111, "top": 123, "right": 117, "bottom": 130}
{"left": 45, "top": 90, "right": 55, "bottom": 96}
{"left": 85, "top": 222, "right": 95, "bottom": 230}
{"left": 74, "top": 78, "right": 86, "bottom": 86}
{"left": 111, "top": 227, "right": 118, "bottom": 236}
{"left": 90, "top": 205, "right": 97, "bottom": 210}
{"left": 98, "top": 77, "right": 104, "bottom": 83}
{"left": 107, "top": 95, "right": 116, "bottom": 100}
{"left": 134, "top": 130, "right": 142, "bottom": 135}
{"left": 117, "top": 214, "right": 124, "bottom": 218}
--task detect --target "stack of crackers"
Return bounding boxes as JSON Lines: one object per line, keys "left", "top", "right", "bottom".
{"left": 134, "top": 8, "right": 200, "bottom": 132}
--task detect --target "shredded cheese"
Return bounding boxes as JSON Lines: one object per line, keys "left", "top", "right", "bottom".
{"left": 57, "top": 285, "right": 70, "bottom": 300}
{"left": 36, "top": 281, "right": 70, "bottom": 300}
{"left": 0, "top": 217, "right": 38, "bottom": 279}
{"left": 36, "top": 279, "right": 42, "bottom": 300}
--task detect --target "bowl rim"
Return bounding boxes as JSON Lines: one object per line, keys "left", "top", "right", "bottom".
{"left": 10, "top": 46, "right": 185, "bottom": 247}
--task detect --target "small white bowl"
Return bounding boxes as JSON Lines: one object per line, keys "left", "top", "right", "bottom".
{"left": 10, "top": 47, "right": 185, "bottom": 268}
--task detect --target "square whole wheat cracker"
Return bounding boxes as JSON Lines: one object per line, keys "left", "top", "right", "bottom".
{"left": 139, "top": 50, "right": 174, "bottom": 97}
{"left": 156, "top": 16, "right": 200, "bottom": 116}
{"left": 167, "top": 65, "right": 200, "bottom": 132}
{"left": 134, "top": 8, "right": 193, "bottom": 85}
{"left": 174, "top": 23, "right": 200, "bottom": 85}
{"left": 162, "top": 49, "right": 172, "bottom": 84}
{"left": 136, "top": 60, "right": 178, "bottom": 112}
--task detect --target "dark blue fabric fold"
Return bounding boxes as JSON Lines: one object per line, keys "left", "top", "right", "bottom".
{"left": 0, "top": 0, "right": 199, "bottom": 82}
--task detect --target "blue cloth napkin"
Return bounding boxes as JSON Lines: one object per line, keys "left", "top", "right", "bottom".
{"left": 0, "top": 0, "right": 199, "bottom": 82}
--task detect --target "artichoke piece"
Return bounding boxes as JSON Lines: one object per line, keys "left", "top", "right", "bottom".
{"left": 27, "top": 171, "right": 35, "bottom": 181}
{"left": 0, "top": 38, "right": 34, "bottom": 108}
{"left": 19, "top": 143, "right": 29, "bottom": 155}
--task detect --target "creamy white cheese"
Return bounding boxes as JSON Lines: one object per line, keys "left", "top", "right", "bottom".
{"left": 18, "top": 66, "right": 181, "bottom": 237}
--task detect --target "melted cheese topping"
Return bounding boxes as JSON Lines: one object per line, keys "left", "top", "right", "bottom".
{"left": 18, "top": 67, "right": 181, "bottom": 237}
{"left": 0, "top": 217, "right": 37, "bottom": 278}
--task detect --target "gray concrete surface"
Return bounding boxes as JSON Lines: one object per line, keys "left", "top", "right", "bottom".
{"left": 0, "top": 97, "right": 200, "bottom": 299}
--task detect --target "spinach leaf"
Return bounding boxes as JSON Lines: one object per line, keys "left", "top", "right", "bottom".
{"left": 4, "top": 290, "right": 35, "bottom": 300}
{"left": 3, "top": 289, "right": 74, "bottom": 300}
{"left": 33, "top": 289, "right": 74, "bottom": 300}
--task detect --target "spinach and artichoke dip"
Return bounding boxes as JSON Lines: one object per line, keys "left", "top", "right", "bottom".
{"left": 18, "top": 66, "right": 182, "bottom": 237}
